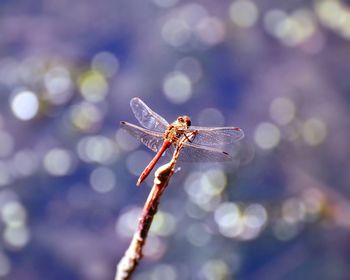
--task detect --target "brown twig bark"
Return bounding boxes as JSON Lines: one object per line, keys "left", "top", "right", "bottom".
{"left": 115, "top": 139, "right": 186, "bottom": 280}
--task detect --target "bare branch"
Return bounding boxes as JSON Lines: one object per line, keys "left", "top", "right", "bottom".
{"left": 115, "top": 138, "right": 187, "bottom": 280}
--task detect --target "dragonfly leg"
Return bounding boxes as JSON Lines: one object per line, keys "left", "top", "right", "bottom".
{"left": 184, "top": 130, "right": 198, "bottom": 143}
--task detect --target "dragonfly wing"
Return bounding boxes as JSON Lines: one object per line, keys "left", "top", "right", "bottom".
{"left": 120, "top": 121, "right": 164, "bottom": 152}
{"left": 166, "top": 142, "right": 232, "bottom": 162}
{"left": 130, "top": 97, "right": 169, "bottom": 132}
{"left": 188, "top": 126, "right": 244, "bottom": 146}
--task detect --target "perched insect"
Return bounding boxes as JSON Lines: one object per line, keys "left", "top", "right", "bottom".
{"left": 121, "top": 97, "right": 244, "bottom": 186}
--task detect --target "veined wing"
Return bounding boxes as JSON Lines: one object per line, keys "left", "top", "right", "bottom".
{"left": 167, "top": 141, "right": 233, "bottom": 162}
{"left": 120, "top": 121, "right": 164, "bottom": 152}
{"left": 188, "top": 126, "right": 244, "bottom": 146}
{"left": 130, "top": 97, "right": 169, "bottom": 132}
{"left": 120, "top": 122, "right": 235, "bottom": 162}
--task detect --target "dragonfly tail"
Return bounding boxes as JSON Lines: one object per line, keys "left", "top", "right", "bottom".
{"left": 136, "top": 175, "right": 144, "bottom": 187}
{"left": 136, "top": 141, "right": 170, "bottom": 186}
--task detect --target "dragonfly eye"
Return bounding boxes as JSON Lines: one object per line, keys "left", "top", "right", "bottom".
{"left": 183, "top": 116, "right": 191, "bottom": 127}
{"left": 178, "top": 116, "right": 191, "bottom": 126}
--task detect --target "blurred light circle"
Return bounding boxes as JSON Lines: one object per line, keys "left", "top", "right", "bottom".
{"left": 161, "top": 18, "right": 191, "bottom": 47}
{"left": 274, "top": 17, "right": 302, "bottom": 46}
{"left": 151, "top": 264, "right": 177, "bottom": 280}
{"left": 302, "top": 188, "right": 324, "bottom": 217}
{"left": 282, "top": 198, "right": 306, "bottom": 223}
{"left": 0, "top": 252, "right": 11, "bottom": 277}
{"left": 79, "top": 71, "right": 108, "bottom": 103}
{"left": 175, "top": 57, "right": 203, "bottom": 83}
{"left": 115, "top": 207, "right": 141, "bottom": 238}
{"left": 152, "top": 0, "right": 178, "bottom": 8}
{"left": 302, "top": 118, "right": 327, "bottom": 146}
{"left": 77, "top": 136, "right": 117, "bottom": 164}
{"left": 43, "top": 148, "right": 75, "bottom": 176}
{"left": 254, "top": 122, "right": 281, "bottom": 150}
{"left": 134, "top": 272, "right": 150, "bottom": 280}
{"left": 163, "top": 71, "right": 192, "bottom": 103}
{"left": 202, "top": 168, "right": 227, "bottom": 195}
{"left": 239, "top": 222, "right": 261, "bottom": 240}
{"left": 12, "top": 149, "right": 39, "bottom": 176}
{"left": 10, "top": 90, "right": 39, "bottom": 121}
{"left": 185, "top": 201, "right": 207, "bottom": 219}
{"left": 195, "top": 17, "right": 226, "bottom": 46}
{"left": 92, "top": 52, "right": 119, "bottom": 78}
{"left": 315, "top": 1, "right": 350, "bottom": 40}
{"left": 265, "top": 9, "right": 316, "bottom": 47}
{"left": 214, "top": 202, "right": 240, "bottom": 227}
{"left": 0, "top": 162, "right": 11, "bottom": 186}
{"left": 80, "top": 71, "right": 108, "bottom": 102}
{"left": 0, "top": 131, "right": 14, "bottom": 158}
{"left": 263, "top": 9, "right": 288, "bottom": 35}
{"left": 70, "top": 102, "right": 103, "bottom": 132}
{"left": 186, "top": 223, "right": 211, "bottom": 247}
{"left": 229, "top": 0, "right": 259, "bottom": 28}
{"left": 3, "top": 225, "right": 30, "bottom": 249}
{"left": 0, "top": 191, "right": 19, "bottom": 209}
{"left": 184, "top": 172, "right": 215, "bottom": 210}
{"left": 273, "top": 220, "right": 299, "bottom": 240}
{"left": 197, "top": 108, "right": 225, "bottom": 127}
{"left": 44, "top": 67, "right": 72, "bottom": 105}
{"left": 1, "top": 201, "right": 27, "bottom": 227}
{"left": 243, "top": 204, "right": 267, "bottom": 229}
{"left": 269, "top": 97, "right": 295, "bottom": 125}
{"left": 151, "top": 211, "right": 176, "bottom": 236}
{"left": 315, "top": 0, "right": 342, "bottom": 28}
{"left": 180, "top": 3, "right": 208, "bottom": 27}
{"left": 292, "top": 10, "right": 316, "bottom": 39}
{"left": 214, "top": 202, "right": 242, "bottom": 238}
{"left": 184, "top": 171, "right": 223, "bottom": 211}
{"left": 199, "top": 194, "right": 221, "bottom": 212}
{"left": 90, "top": 167, "right": 116, "bottom": 193}
{"left": 143, "top": 236, "right": 167, "bottom": 260}
{"left": 82, "top": 259, "right": 110, "bottom": 280}
{"left": 200, "top": 259, "right": 229, "bottom": 280}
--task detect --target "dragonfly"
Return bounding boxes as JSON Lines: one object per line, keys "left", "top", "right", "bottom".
{"left": 120, "top": 97, "right": 244, "bottom": 186}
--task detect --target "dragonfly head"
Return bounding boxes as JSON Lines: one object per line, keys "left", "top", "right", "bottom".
{"left": 177, "top": 115, "right": 191, "bottom": 128}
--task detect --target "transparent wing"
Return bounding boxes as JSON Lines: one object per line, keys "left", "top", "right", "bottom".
{"left": 130, "top": 97, "right": 169, "bottom": 132}
{"left": 120, "top": 121, "right": 164, "bottom": 152}
{"left": 166, "top": 142, "right": 232, "bottom": 162}
{"left": 187, "top": 126, "right": 244, "bottom": 146}
{"left": 120, "top": 122, "right": 235, "bottom": 162}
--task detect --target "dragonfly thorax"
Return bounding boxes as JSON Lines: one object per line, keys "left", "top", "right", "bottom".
{"left": 163, "top": 115, "right": 192, "bottom": 143}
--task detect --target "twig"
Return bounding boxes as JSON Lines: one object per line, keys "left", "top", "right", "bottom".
{"left": 115, "top": 139, "right": 186, "bottom": 280}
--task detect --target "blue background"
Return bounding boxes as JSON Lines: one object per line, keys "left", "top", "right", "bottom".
{"left": 0, "top": 0, "right": 349, "bottom": 279}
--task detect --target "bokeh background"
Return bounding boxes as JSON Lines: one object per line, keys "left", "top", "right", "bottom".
{"left": 1, "top": 0, "right": 350, "bottom": 279}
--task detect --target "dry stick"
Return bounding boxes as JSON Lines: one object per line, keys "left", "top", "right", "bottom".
{"left": 115, "top": 139, "right": 186, "bottom": 280}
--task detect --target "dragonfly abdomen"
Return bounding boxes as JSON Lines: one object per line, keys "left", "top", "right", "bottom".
{"left": 136, "top": 140, "right": 172, "bottom": 186}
